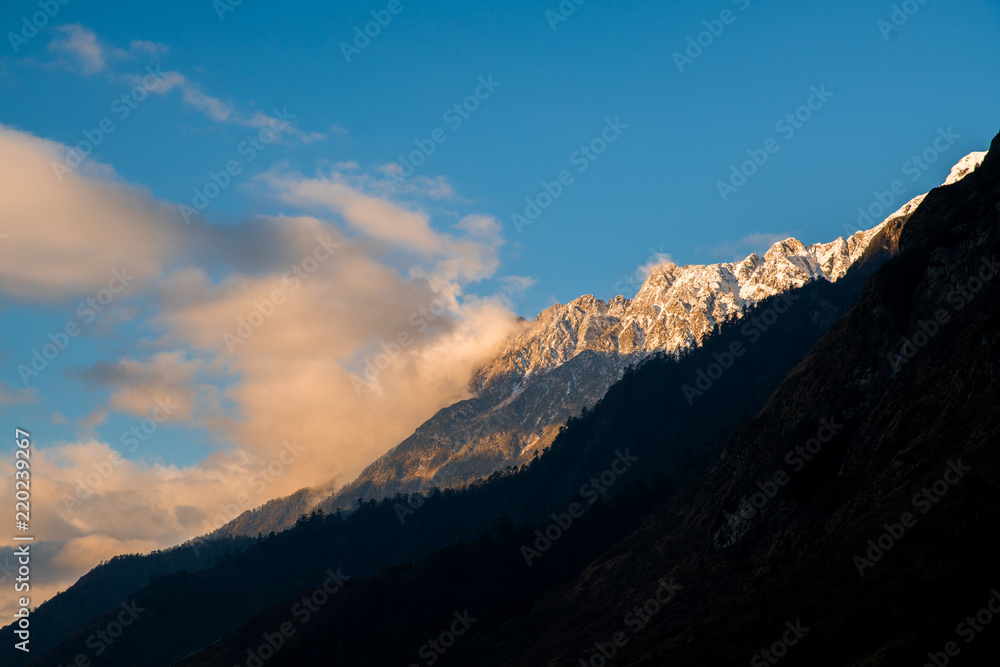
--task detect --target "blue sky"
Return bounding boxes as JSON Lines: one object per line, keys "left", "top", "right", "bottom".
{"left": 2, "top": 0, "right": 997, "bottom": 312}
{"left": 0, "top": 0, "right": 998, "bottom": 610}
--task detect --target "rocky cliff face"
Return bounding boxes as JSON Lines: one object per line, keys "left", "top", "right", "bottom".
{"left": 216, "top": 152, "right": 986, "bottom": 536}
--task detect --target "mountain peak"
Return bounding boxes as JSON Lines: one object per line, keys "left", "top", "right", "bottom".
{"left": 944, "top": 150, "right": 987, "bottom": 185}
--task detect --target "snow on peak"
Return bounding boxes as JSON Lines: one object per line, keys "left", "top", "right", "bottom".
{"left": 944, "top": 152, "right": 987, "bottom": 186}
{"left": 476, "top": 150, "right": 988, "bottom": 388}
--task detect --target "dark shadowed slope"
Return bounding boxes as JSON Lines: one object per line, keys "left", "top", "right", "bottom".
{"left": 472, "top": 131, "right": 1000, "bottom": 666}
{"left": 20, "top": 230, "right": 898, "bottom": 667}
{"left": 161, "top": 134, "right": 998, "bottom": 666}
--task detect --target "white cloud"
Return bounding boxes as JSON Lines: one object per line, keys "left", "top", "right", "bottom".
{"left": 76, "top": 407, "right": 108, "bottom": 433}
{"left": 636, "top": 250, "right": 674, "bottom": 278}
{"left": 0, "top": 440, "right": 300, "bottom": 616}
{"left": 49, "top": 25, "right": 106, "bottom": 75}
{"left": 43, "top": 25, "right": 326, "bottom": 142}
{"left": 51, "top": 412, "right": 71, "bottom": 425}
{"left": 128, "top": 39, "right": 170, "bottom": 57}
{"left": 153, "top": 70, "right": 234, "bottom": 122}
{"left": 376, "top": 163, "right": 456, "bottom": 200}
{"left": 499, "top": 275, "right": 537, "bottom": 300}
{"left": 0, "top": 125, "right": 183, "bottom": 301}
{"left": 0, "top": 127, "right": 524, "bottom": 617}
{"left": 0, "top": 381, "right": 35, "bottom": 406}
{"left": 139, "top": 70, "right": 325, "bottom": 142}
{"left": 47, "top": 25, "right": 171, "bottom": 75}
{"left": 72, "top": 351, "right": 206, "bottom": 423}
{"left": 264, "top": 170, "right": 447, "bottom": 252}
{"left": 154, "top": 209, "right": 514, "bottom": 487}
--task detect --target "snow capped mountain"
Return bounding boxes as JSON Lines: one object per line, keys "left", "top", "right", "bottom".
{"left": 215, "top": 152, "right": 987, "bottom": 535}
{"left": 873, "top": 151, "right": 988, "bottom": 226}
{"left": 944, "top": 151, "right": 987, "bottom": 185}
{"left": 314, "top": 242, "right": 896, "bottom": 513}
{"left": 474, "top": 223, "right": 884, "bottom": 391}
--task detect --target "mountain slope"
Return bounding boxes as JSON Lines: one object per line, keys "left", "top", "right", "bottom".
{"left": 216, "top": 163, "right": 986, "bottom": 540}
{"left": 213, "top": 151, "right": 985, "bottom": 542}
{"left": 20, "top": 224, "right": 900, "bottom": 667}
{"left": 12, "top": 149, "right": 986, "bottom": 667}
{"left": 459, "top": 135, "right": 1000, "bottom": 665}
{"left": 164, "top": 134, "right": 998, "bottom": 667}
{"left": 317, "top": 227, "right": 889, "bottom": 506}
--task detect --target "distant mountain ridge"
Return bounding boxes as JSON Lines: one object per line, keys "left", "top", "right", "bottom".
{"left": 214, "top": 152, "right": 986, "bottom": 539}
